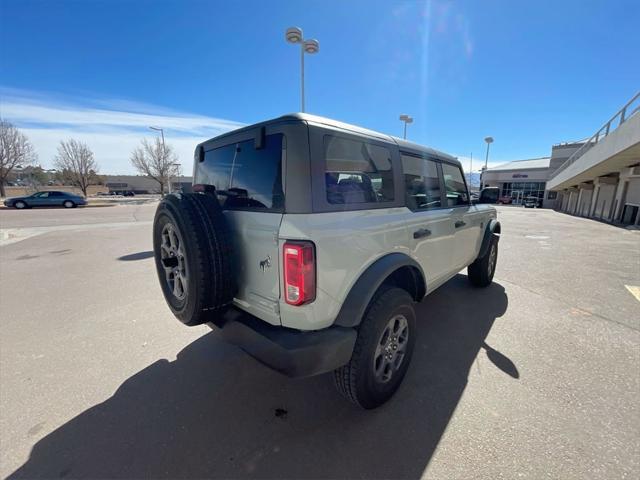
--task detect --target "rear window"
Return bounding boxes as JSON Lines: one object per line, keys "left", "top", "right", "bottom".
{"left": 324, "top": 136, "right": 394, "bottom": 205}
{"left": 197, "top": 133, "right": 284, "bottom": 210}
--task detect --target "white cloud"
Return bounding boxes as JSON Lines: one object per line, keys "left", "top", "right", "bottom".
{"left": 456, "top": 155, "right": 504, "bottom": 173}
{"left": 0, "top": 87, "right": 243, "bottom": 174}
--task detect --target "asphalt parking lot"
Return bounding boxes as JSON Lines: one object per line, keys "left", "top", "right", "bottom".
{"left": 0, "top": 204, "right": 638, "bottom": 479}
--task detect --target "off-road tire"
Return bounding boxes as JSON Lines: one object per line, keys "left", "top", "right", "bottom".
{"left": 153, "top": 193, "right": 236, "bottom": 326}
{"left": 334, "top": 287, "right": 416, "bottom": 409}
{"left": 468, "top": 235, "right": 498, "bottom": 287}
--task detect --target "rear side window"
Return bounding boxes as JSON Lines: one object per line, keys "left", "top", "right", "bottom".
{"left": 401, "top": 154, "right": 442, "bottom": 210}
{"left": 198, "top": 133, "right": 284, "bottom": 210}
{"left": 442, "top": 162, "right": 469, "bottom": 206}
{"left": 324, "top": 136, "right": 394, "bottom": 205}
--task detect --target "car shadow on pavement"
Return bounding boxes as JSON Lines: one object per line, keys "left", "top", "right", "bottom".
{"left": 9, "top": 274, "right": 510, "bottom": 480}
{"left": 117, "top": 251, "right": 154, "bottom": 261}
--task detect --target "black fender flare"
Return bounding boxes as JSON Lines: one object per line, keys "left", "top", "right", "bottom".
{"left": 478, "top": 219, "right": 501, "bottom": 259}
{"left": 333, "top": 253, "right": 426, "bottom": 328}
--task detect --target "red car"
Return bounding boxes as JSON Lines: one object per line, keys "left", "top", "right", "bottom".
{"left": 497, "top": 196, "right": 513, "bottom": 204}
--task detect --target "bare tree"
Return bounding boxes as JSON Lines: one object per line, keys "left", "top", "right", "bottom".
{"left": 130, "top": 137, "right": 179, "bottom": 195}
{"left": 54, "top": 139, "right": 100, "bottom": 197}
{"left": 0, "top": 120, "right": 37, "bottom": 197}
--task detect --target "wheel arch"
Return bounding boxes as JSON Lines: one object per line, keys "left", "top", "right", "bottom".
{"left": 478, "top": 219, "right": 501, "bottom": 259}
{"left": 333, "top": 253, "right": 426, "bottom": 328}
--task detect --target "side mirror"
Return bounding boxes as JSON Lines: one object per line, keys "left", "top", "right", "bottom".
{"left": 478, "top": 188, "right": 499, "bottom": 204}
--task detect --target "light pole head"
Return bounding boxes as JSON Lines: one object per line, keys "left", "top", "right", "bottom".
{"left": 484, "top": 136, "right": 494, "bottom": 144}
{"left": 303, "top": 39, "right": 319, "bottom": 54}
{"left": 149, "top": 126, "right": 163, "bottom": 132}
{"left": 286, "top": 27, "right": 303, "bottom": 44}
{"left": 399, "top": 114, "right": 413, "bottom": 123}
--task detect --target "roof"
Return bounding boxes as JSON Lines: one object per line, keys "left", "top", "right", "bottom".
{"left": 487, "top": 157, "right": 551, "bottom": 171}
{"left": 200, "top": 113, "right": 458, "bottom": 165}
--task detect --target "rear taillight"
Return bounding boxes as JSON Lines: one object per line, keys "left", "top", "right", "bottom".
{"left": 283, "top": 241, "right": 316, "bottom": 306}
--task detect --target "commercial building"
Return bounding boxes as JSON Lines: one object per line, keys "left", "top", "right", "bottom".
{"left": 481, "top": 141, "right": 584, "bottom": 208}
{"left": 103, "top": 175, "right": 193, "bottom": 194}
{"left": 547, "top": 92, "right": 640, "bottom": 226}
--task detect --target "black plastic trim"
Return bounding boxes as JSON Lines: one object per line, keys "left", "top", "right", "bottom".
{"left": 333, "top": 253, "right": 426, "bottom": 328}
{"left": 478, "top": 219, "right": 501, "bottom": 259}
{"left": 208, "top": 306, "right": 357, "bottom": 378}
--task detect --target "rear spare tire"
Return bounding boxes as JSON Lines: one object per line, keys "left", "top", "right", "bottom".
{"left": 153, "top": 193, "right": 236, "bottom": 326}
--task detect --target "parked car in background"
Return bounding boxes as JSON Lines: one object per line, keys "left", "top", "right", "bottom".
{"left": 497, "top": 195, "right": 512, "bottom": 204}
{"left": 523, "top": 196, "right": 541, "bottom": 208}
{"left": 3, "top": 191, "right": 86, "bottom": 209}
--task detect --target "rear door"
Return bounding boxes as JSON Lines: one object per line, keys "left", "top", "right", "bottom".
{"left": 401, "top": 153, "right": 455, "bottom": 285}
{"left": 195, "top": 129, "right": 286, "bottom": 325}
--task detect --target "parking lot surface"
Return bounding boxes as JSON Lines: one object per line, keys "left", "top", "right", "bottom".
{"left": 0, "top": 205, "right": 638, "bottom": 479}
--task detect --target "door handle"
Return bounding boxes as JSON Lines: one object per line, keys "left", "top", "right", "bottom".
{"left": 413, "top": 228, "right": 431, "bottom": 239}
{"left": 454, "top": 220, "right": 466, "bottom": 228}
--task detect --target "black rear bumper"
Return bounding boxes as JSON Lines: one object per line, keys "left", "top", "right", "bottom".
{"left": 208, "top": 307, "right": 357, "bottom": 378}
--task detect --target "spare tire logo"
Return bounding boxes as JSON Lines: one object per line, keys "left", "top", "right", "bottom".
{"left": 259, "top": 255, "right": 272, "bottom": 272}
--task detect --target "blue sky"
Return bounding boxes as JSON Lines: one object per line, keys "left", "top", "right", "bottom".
{"left": 1, "top": 0, "right": 638, "bottom": 174}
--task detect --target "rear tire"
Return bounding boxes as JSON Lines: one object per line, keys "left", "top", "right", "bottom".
{"left": 153, "top": 193, "right": 236, "bottom": 326}
{"left": 468, "top": 235, "right": 498, "bottom": 287}
{"left": 334, "top": 287, "right": 416, "bottom": 409}
{"left": 63, "top": 200, "right": 75, "bottom": 208}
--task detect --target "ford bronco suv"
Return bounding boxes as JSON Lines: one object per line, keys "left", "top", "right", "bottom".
{"left": 152, "top": 113, "right": 500, "bottom": 409}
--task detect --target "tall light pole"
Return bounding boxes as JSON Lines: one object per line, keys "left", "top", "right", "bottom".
{"left": 149, "top": 126, "right": 169, "bottom": 193}
{"left": 482, "top": 136, "right": 494, "bottom": 189}
{"left": 399, "top": 114, "right": 413, "bottom": 139}
{"left": 286, "top": 27, "right": 319, "bottom": 113}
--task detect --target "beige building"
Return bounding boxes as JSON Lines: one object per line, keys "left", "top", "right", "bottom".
{"left": 547, "top": 92, "right": 640, "bottom": 226}
{"left": 103, "top": 175, "right": 193, "bottom": 194}
{"left": 481, "top": 142, "right": 583, "bottom": 208}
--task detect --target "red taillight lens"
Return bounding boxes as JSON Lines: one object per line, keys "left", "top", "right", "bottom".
{"left": 283, "top": 241, "right": 316, "bottom": 306}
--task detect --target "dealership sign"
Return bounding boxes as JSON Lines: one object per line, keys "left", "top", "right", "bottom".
{"left": 512, "top": 173, "right": 529, "bottom": 178}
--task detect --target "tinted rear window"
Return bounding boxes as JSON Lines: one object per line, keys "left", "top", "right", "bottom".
{"left": 197, "top": 134, "right": 284, "bottom": 210}
{"left": 324, "top": 136, "right": 394, "bottom": 205}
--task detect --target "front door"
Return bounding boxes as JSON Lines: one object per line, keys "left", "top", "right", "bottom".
{"left": 401, "top": 153, "right": 454, "bottom": 284}
{"left": 512, "top": 190, "right": 523, "bottom": 205}
{"left": 441, "top": 162, "right": 482, "bottom": 269}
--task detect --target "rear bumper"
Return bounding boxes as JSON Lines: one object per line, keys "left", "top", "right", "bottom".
{"left": 208, "top": 307, "right": 357, "bottom": 378}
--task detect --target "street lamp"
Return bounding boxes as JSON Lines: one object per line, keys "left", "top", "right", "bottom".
{"left": 481, "top": 136, "right": 494, "bottom": 189}
{"left": 399, "top": 114, "right": 413, "bottom": 139}
{"left": 286, "top": 27, "right": 319, "bottom": 113}
{"left": 149, "top": 126, "right": 169, "bottom": 193}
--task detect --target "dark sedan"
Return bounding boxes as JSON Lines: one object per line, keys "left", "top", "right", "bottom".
{"left": 3, "top": 191, "right": 87, "bottom": 209}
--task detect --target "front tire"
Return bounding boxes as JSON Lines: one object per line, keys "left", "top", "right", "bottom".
{"left": 14, "top": 201, "right": 27, "bottom": 209}
{"left": 334, "top": 287, "right": 416, "bottom": 409}
{"left": 468, "top": 235, "right": 498, "bottom": 287}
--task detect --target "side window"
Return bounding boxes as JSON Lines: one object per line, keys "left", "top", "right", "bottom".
{"left": 401, "top": 154, "right": 442, "bottom": 210}
{"left": 49, "top": 192, "right": 62, "bottom": 197}
{"left": 198, "top": 133, "right": 284, "bottom": 210}
{"left": 441, "top": 163, "right": 469, "bottom": 207}
{"left": 324, "top": 135, "right": 394, "bottom": 205}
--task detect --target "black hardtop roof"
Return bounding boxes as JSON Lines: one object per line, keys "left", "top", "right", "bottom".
{"left": 198, "top": 113, "right": 460, "bottom": 165}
